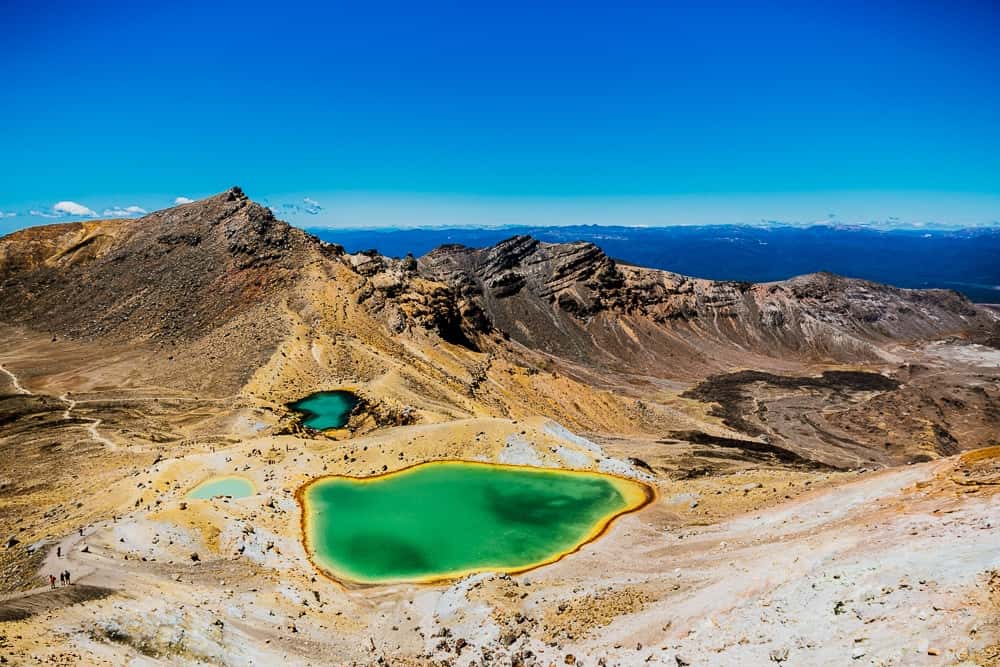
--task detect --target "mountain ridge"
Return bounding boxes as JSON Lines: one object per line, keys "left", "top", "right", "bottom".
{"left": 311, "top": 223, "right": 1000, "bottom": 302}
{"left": 2, "top": 190, "right": 999, "bottom": 665}
{"left": 415, "top": 231, "right": 997, "bottom": 377}
{"left": 3, "top": 189, "right": 997, "bottom": 386}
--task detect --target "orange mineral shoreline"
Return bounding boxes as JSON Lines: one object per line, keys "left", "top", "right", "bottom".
{"left": 295, "top": 459, "right": 656, "bottom": 588}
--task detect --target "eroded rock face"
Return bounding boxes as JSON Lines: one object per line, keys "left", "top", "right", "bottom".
{"left": 2, "top": 191, "right": 996, "bottom": 384}
{"left": 417, "top": 235, "right": 999, "bottom": 372}
{"left": 0, "top": 187, "right": 332, "bottom": 343}
{"left": 0, "top": 187, "right": 351, "bottom": 392}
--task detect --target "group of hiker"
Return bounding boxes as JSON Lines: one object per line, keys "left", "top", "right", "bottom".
{"left": 48, "top": 543, "right": 72, "bottom": 589}
{"left": 48, "top": 570, "right": 71, "bottom": 589}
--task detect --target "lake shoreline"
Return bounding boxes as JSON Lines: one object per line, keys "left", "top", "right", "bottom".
{"left": 296, "top": 460, "right": 656, "bottom": 587}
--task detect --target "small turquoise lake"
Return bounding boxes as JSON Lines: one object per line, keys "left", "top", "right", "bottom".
{"left": 188, "top": 476, "right": 255, "bottom": 499}
{"left": 289, "top": 391, "right": 359, "bottom": 430}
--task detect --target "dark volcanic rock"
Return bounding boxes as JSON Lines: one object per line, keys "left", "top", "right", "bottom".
{"left": 667, "top": 429, "right": 833, "bottom": 469}
{"left": 681, "top": 370, "right": 901, "bottom": 436}
{"left": 0, "top": 187, "right": 324, "bottom": 344}
{"left": 2, "top": 195, "right": 997, "bottom": 394}
{"left": 417, "top": 235, "right": 999, "bottom": 374}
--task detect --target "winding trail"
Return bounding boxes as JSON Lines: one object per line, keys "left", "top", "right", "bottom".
{"left": 1, "top": 360, "right": 123, "bottom": 451}
{"left": 0, "top": 362, "right": 31, "bottom": 395}
{"left": 59, "top": 392, "right": 117, "bottom": 451}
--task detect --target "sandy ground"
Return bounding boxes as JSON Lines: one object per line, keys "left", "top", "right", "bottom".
{"left": 1, "top": 326, "right": 998, "bottom": 666}
{"left": 1, "top": 420, "right": 997, "bottom": 665}
{"left": 3, "top": 193, "right": 1000, "bottom": 665}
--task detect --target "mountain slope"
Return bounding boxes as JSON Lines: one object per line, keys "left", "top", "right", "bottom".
{"left": 418, "top": 235, "right": 998, "bottom": 378}
{"left": 1, "top": 189, "right": 997, "bottom": 460}
{"left": 1, "top": 191, "right": 999, "bottom": 665}
{"left": 0, "top": 187, "right": 324, "bottom": 342}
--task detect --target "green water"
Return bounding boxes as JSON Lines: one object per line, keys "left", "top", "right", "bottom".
{"left": 301, "top": 461, "right": 649, "bottom": 584}
{"left": 188, "top": 476, "right": 254, "bottom": 499}
{"left": 288, "top": 391, "right": 358, "bottom": 430}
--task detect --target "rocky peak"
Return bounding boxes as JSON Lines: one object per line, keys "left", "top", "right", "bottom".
{"left": 420, "top": 234, "right": 623, "bottom": 303}
{"left": 413, "top": 233, "right": 999, "bottom": 370}
{"left": 120, "top": 186, "right": 328, "bottom": 271}
{"left": 0, "top": 188, "right": 328, "bottom": 344}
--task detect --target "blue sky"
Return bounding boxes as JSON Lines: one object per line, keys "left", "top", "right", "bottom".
{"left": 2, "top": 0, "right": 998, "bottom": 230}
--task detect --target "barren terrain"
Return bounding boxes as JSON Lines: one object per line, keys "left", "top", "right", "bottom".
{"left": 1, "top": 190, "right": 997, "bottom": 665}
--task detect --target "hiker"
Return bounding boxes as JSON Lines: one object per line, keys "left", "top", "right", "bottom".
{"left": 49, "top": 574, "right": 56, "bottom": 589}
{"left": 57, "top": 545, "right": 61, "bottom": 557}
{"left": 59, "top": 572, "right": 64, "bottom": 585}
{"left": 64, "top": 570, "right": 71, "bottom": 585}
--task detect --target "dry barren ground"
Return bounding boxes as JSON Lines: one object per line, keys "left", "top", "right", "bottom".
{"left": 1, "top": 328, "right": 998, "bottom": 666}
{"left": 0, "top": 428, "right": 996, "bottom": 666}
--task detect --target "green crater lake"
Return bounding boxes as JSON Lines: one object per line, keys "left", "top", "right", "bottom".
{"left": 299, "top": 461, "right": 651, "bottom": 584}
{"left": 188, "top": 476, "right": 254, "bottom": 499}
{"left": 289, "top": 390, "right": 358, "bottom": 430}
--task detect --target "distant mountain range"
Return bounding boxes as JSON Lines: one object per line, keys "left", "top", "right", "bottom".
{"left": 308, "top": 225, "right": 1000, "bottom": 303}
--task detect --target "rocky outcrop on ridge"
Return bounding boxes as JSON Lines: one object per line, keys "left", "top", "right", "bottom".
{"left": 2, "top": 189, "right": 996, "bottom": 387}
{"left": 418, "top": 235, "right": 999, "bottom": 373}
{"left": 0, "top": 187, "right": 336, "bottom": 343}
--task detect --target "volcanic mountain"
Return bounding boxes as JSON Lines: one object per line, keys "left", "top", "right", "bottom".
{"left": 1, "top": 187, "right": 998, "bottom": 457}
{"left": 4, "top": 188, "right": 994, "bottom": 383}
{"left": 419, "top": 234, "right": 997, "bottom": 377}
{"left": 1, "top": 189, "right": 998, "bottom": 665}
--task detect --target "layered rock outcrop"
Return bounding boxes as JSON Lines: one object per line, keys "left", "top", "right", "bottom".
{"left": 417, "top": 235, "right": 998, "bottom": 374}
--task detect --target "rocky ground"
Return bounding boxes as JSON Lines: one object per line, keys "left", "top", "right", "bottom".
{"left": 0, "top": 412, "right": 996, "bottom": 665}
{"left": 1, "top": 190, "right": 998, "bottom": 665}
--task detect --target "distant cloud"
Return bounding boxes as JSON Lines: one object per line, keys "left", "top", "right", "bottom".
{"left": 102, "top": 205, "right": 147, "bottom": 218}
{"left": 0, "top": 211, "right": 15, "bottom": 218}
{"left": 174, "top": 196, "right": 194, "bottom": 205}
{"left": 277, "top": 197, "right": 324, "bottom": 216}
{"left": 53, "top": 201, "right": 98, "bottom": 217}
{"left": 303, "top": 197, "right": 322, "bottom": 215}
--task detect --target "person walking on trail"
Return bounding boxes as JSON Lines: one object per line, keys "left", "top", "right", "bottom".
{"left": 58, "top": 572, "right": 64, "bottom": 586}
{"left": 64, "top": 570, "right": 71, "bottom": 585}
{"left": 56, "top": 545, "right": 61, "bottom": 558}
{"left": 49, "top": 574, "right": 56, "bottom": 589}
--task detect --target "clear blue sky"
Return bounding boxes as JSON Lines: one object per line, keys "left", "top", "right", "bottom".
{"left": 2, "top": 0, "right": 998, "bottom": 229}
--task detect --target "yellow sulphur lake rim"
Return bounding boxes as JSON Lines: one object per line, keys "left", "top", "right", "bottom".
{"left": 187, "top": 475, "right": 256, "bottom": 499}
{"left": 296, "top": 460, "right": 655, "bottom": 586}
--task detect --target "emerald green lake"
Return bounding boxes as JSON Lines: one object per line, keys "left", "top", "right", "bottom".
{"left": 300, "top": 461, "right": 650, "bottom": 584}
{"left": 188, "top": 476, "right": 254, "bottom": 499}
{"left": 289, "top": 390, "right": 358, "bottom": 430}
